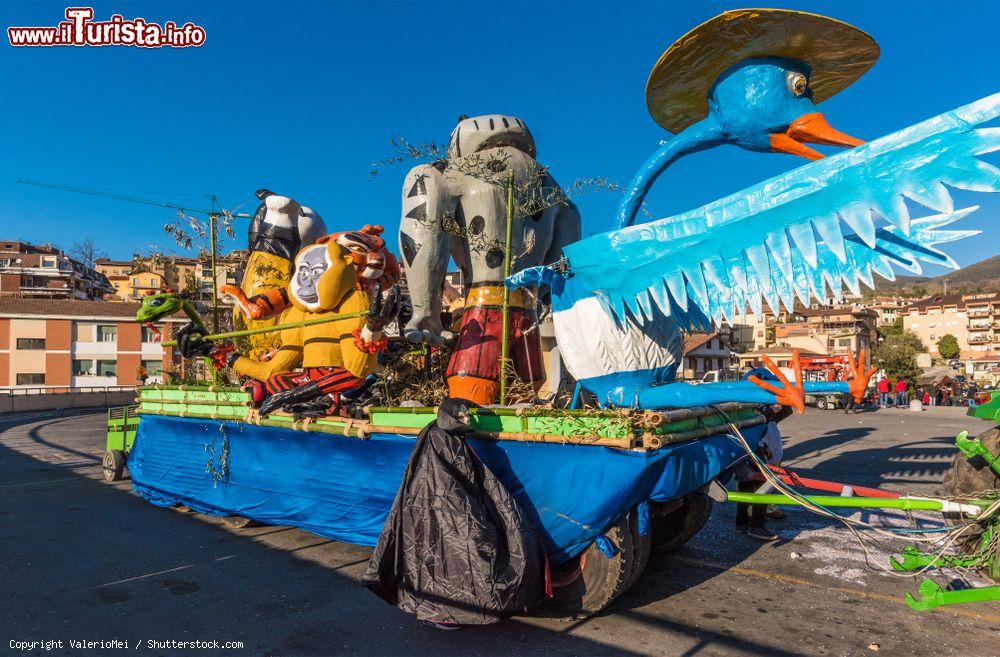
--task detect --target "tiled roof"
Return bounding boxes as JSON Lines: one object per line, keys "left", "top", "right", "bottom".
{"left": 0, "top": 298, "right": 186, "bottom": 320}
{"left": 738, "top": 346, "right": 823, "bottom": 357}
{"left": 683, "top": 332, "right": 716, "bottom": 353}
{"left": 905, "top": 292, "right": 999, "bottom": 311}
{"left": 797, "top": 306, "right": 877, "bottom": 318}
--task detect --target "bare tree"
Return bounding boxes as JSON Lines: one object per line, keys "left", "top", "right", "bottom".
{"left": 71, "top": 237, "right": 105, "bottom": 269}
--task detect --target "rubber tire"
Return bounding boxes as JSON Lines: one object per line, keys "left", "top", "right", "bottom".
{"left": 817, "top": 399, "right": 827, "bottom": 410}
{"left": 102, "top": 450, "right": 125, "bottom": 482}
{"left": 221, "top": 516, "right": 259, "bottom": 529}
{"left": 650, "top": 493, "right": 714, "bottom": 555}
{"left": 940, "top": 426, "right": 1000, "bottom": 578}
{"left": 534, "top": 516, "right": 637, "bottom": 618}
{"left": 623, "top": 509, "right": 652, "bottom": 590}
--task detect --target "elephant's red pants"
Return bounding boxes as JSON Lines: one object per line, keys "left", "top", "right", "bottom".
{"left": 446, "top": 283, "right": 542, "bottom": 405}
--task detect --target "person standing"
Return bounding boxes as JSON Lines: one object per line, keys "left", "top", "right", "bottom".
{"left": 735, "top": 405, "right": 790, "bottom": 541}
{"left": 877, "top": 376, "right": 891, "bottom": 407}
{"left": 895, "top": 378, "right": 908, "bottom": 407}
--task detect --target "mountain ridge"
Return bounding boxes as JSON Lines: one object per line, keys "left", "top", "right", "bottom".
{"left": 871, "top": 255, "right": 1000, "bottom": 296}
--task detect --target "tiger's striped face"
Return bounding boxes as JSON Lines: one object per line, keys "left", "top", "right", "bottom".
{"left": 334, "top": 230, "right": 400, "bottom": 289}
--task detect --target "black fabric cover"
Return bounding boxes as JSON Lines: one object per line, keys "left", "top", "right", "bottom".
{"left": 362, "top": 398, "right": 546, "bottom": 624}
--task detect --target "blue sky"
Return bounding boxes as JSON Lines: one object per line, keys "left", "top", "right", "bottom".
{"left": 2, "top": 0, "right": 998, "bottom": 277}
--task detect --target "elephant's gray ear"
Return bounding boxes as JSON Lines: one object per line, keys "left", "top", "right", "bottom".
{"left": 456, "top": 114, "right": 468, "bottom": 123}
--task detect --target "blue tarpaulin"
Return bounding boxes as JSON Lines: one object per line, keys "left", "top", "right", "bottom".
{"left": 129, "top": 415, "right": 754, "bottom": 562}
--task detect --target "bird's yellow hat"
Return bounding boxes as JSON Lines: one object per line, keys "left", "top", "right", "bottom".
{"left": 646, "top": 8, "right": 880, "bottom": 133}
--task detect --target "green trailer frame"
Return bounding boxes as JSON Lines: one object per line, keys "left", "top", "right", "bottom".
{"left": 103, "top": 403, "right": 139, "bottom": 481}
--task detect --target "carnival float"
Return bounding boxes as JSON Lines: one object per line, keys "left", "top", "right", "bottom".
{"left": 103, "top": 9, "right": 1000, "bottom": 618}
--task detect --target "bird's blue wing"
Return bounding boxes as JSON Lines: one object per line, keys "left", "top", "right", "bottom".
{"left": 564, "top": 94, "right": 1000, "bottom": 326}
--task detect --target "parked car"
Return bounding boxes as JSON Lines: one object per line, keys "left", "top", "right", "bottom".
{"left": 693, "top": 369, "right": 744, "bottom": 384}
{"left": 805, "top": 392, "right": 843, "bottom": 410}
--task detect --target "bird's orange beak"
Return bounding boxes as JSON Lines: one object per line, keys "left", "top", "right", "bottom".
{"left": 769, "top": 113, "right": 865, "bottom": 160}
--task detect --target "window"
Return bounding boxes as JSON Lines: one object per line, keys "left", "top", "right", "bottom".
{"left": 96, "top": 360, "right": 117, "bottom": 377}
{"left": 16, "top": 373, "right": 45, "bottom": 385}
{"left": 41, "top": 257, "right": 56, "bottom": 268}
{"left": 141, "top": 359, "right": 162, "bottom": 376}
{"left": 16, "top": 338, "right": 45, "bottom": 350}
{"left": 72, "top": 322, "right": 94, "bottom": 342}
{"left": 141, "top": 326, "right": 159, "bottom": 342}
{"left": 132, "top": 277, "right": 140, "bottom": 286}
{"left": 96, "top": 325, "right": 117, "bottom": 342}
{"left": 72, "top": 359, "right": 94, "bottom": 376}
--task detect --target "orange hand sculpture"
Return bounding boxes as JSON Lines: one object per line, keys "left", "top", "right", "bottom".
{"left": 847, "top": 349, "right": 877, "bottom": 403}
{"left": 748, "top": 350, "right": 806, "bottom": 414}
{"left": 220, "top": 284, "right": 290, "bottom": 321}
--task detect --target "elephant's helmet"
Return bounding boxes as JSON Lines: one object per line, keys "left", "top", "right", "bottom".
{"left": 447, "top": 114, "right": 536, "bottom": 159}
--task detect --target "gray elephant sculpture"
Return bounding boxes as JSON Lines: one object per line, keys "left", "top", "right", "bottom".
{"left": 398, "top": 114, "right": 581, "bottom": 404}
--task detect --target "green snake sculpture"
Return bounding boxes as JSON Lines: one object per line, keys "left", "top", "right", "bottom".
{"left": 134, "top": 291, "right": 218, "bottom": 373}
{"left": 135, "top": 291, "right": 205, "bottom": 335}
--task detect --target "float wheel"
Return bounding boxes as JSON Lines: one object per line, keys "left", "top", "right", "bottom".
{"left": 221, "top": 516, "right": 258, "bottom": 529}
{"left": 535, "top": 515, "right": 638, "bottom": 618}
{"left": 650, "top": 493, "right": 714, "bottom": 555}
{"left": 102, "top": 450, "right": 125, "bottom": 482}
{"left": 623, "top": 507, "right": 651, "bottom": 590}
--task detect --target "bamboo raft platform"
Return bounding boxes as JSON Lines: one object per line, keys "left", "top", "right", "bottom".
{"left": 135, "top": 385, "right": 765, "bottom": 451}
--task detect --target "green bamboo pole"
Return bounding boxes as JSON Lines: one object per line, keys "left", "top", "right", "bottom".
{"left": 163, "top": 310, "right": 368, "bottom": 346}
{"left": 726, "top": 491, "right": 992, "bottom": 511}
{"left": 208, "top": 196, "right": 220, "bottom": 334}
{"left": 499, "top": 170, "right": 515, "bottom": 405}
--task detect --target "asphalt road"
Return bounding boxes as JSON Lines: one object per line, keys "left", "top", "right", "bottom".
{"left": 1, "top": 406, "right": 998, "bottom": 657}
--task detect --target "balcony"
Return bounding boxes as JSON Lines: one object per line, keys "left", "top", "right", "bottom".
{"left": 969, "top": 323, "right": 993, "bottom": 331}
{"left": 969, "top": 335, "right": 993, "bottom": 344}
{"left": 967, "top": 308, "right": 992, "bottom": 318}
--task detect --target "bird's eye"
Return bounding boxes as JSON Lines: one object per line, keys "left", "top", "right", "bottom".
{"left": 150, "top": 297, "right": 164, "bottom": 306}
{"left": 786, "top": 71, "right": 808, "bottom": 97}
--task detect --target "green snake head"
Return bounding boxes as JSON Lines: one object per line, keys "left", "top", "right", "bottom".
{"left": 135, "top": 291, "right": 205, "bottom": 344}
{"left": 136, "top": 291, "right": 185, "bottom": 323}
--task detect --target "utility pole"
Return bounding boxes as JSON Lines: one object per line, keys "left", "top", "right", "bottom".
{"left": 208, "top": 194, "right": 220, "bottom": 333}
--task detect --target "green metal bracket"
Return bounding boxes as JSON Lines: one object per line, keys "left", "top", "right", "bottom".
{"left": 905, "top": 579, "right": 1000, "bottom": 610}
{"left": 891, "top": 545, "right": 985, "bottom": 572}
{"left": 955, "top": 430, "right": 1000, "bottom": 478}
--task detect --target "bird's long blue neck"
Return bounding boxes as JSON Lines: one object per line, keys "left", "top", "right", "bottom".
{"left": 615, "top": 117, "right": 723, "bottom": 229}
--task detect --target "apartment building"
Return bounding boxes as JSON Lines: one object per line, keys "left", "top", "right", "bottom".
{"left": 0, "top": 241, "right": 113, "bottom": 300}
{"left": 0, "top": 299, "right": 184, "bottom": 388}
{"left": 786, "top": 307, "right": 878, "bottom": 356}
{"left": 96, "top": 259, "right": 167, "bottom": 301}
{"left": 96, "top": 252, "right": 245, "bottom": 303}
{"left": 902, "top": 293, "right": 1000, "bottom": 354}
{"left": 865, "top": 297, "right": 911, "bottom": 327}
{"left": 722, "top": 305, "right": 793, "bottom": 353}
